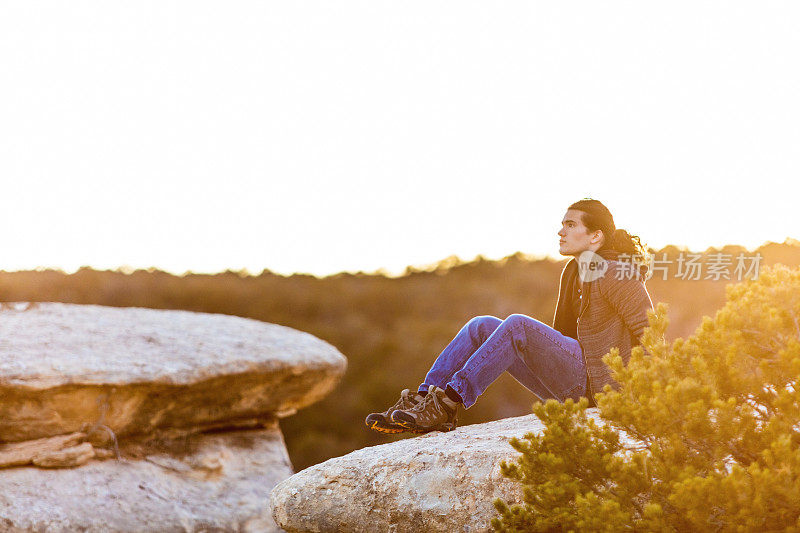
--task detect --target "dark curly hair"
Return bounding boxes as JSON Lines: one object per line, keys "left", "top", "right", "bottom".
{"left": 568, "top": 198, "right": 648, "bottom": 260}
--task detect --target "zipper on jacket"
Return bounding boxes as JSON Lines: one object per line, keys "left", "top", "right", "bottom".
{"left": 576, "top": 321, "right": 594, "bottom": 401}
{"left": 576, "top": 287, "right": 594, "bottom": 403}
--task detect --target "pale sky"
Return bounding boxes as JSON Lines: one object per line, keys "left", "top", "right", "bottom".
{"left": 1, "top": 2, "right": 798, "bottom": 277}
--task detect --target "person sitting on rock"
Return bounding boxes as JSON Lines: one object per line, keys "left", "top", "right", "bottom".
{"left": 365, "top": 198, "right": 654, "bottom": 434}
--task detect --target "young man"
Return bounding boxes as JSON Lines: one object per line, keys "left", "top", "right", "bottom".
{"left": 365, "top": 198, "right": 654, "bottom": 434}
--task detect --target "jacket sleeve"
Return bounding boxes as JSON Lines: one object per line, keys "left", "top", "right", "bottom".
{"left": 597, "top": 267, "right": 654, "bottom": 344}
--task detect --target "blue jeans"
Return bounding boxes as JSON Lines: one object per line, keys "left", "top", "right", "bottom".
{"left": 419, "top": 314, "right": 586, "bottom": 408}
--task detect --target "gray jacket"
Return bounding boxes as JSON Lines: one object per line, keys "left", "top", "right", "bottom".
{"left": 554, "top": 257, "right": 654, "bottom": 402}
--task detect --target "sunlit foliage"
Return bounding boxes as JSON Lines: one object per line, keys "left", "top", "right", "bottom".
{"left": 494, "top": 265, "right": 800, "bottom": 532}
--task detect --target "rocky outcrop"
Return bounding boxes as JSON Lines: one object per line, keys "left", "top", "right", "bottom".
{"left": 270, "top": 410, "right": 637, "bottom": 533}
{"left": 0, "top": 303, "right": 347, "bottom": 532}
{"left": 0, "top": 303, "right": 346, "bottom": 442}
{"left": 0, "top": 423, "right": 291, "bottom": 532}
{"left": 269, "top": 415, "right": 537, "bottom": 533}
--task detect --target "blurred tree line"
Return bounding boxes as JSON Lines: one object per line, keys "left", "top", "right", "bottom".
{"left": 1, "top": 241, "right": 799, "bottom": 471}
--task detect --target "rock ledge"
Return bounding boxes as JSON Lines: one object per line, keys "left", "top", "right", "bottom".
{"left": 270, "top": 414, "right": 540, "bottom": 533}
{"left": 270, "top": 410, "right": 639, "bottom": 533}
{"left": 0, "top": 303, "right": 347, "bottom": 441}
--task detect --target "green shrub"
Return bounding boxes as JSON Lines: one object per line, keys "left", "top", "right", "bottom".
{"left": 494, "top": 266, "right": 800, "bottom": 532}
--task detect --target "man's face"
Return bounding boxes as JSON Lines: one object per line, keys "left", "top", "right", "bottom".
{"left": 558, "top": 209, "right": 603, "bottom": 256}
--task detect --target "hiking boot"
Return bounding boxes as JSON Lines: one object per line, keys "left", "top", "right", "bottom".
{"left": 390, "top": 385, "right": 459, "bottom": 433}
{"left": 365, "top": 389, "right": 424, "bottom": 434}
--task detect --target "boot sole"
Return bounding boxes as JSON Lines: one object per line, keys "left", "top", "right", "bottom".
{"left": 366, "top": 419, "right": 429, "bottom": 435}
{"left": 366, "top": 420, "right": 405, "bottom": 434}
{"left": 391, "top": 413, "right": 457, "bottom": 433}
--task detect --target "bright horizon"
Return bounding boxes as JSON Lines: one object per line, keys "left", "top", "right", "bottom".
{"left": 0, "top": 237, "right": 793, "bottom": 279}
{"left": 2, "top": 2, "right": 798, "bottom": 278}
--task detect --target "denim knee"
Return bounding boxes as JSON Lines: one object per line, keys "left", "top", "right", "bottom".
{"left": 502, "top": 314, "right": 528, "bottom": 328}
{"left": 467, "top": 315, "right": 502, "bottom": 341}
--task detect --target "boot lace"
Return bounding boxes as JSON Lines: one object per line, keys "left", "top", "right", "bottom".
{"left": 408, "top": 386, "right": 443, "bottom": 415}
{"left": 392, "top": 389, "right": 415, "bottom": 410}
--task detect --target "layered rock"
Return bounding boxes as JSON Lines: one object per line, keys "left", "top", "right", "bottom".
{"left": 0, "top": 423, "right": 291, "bottom": 532}
{"left": 270, "top": 410, "right": 638, "bottom": 533}
{"left": 0, "top": 303, "right": 346, "bottom": 441}
{"left": 0, "top": 303, "right": 347, "bottom": 532}
{"left": 0, "top": 432, "right": 94, "bottom": 469}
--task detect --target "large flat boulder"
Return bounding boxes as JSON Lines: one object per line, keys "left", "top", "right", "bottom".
{"left": 270, "top": 411, "right": 639, "bottom": 533}
{"left": 0, "top": 423, "right": 291, "bottom": 532}
{"left": 0, "top": 303, "right": 346, "bottom": 441}
{"left": 269, "top": 414, "right": 537, "bottom": 533}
